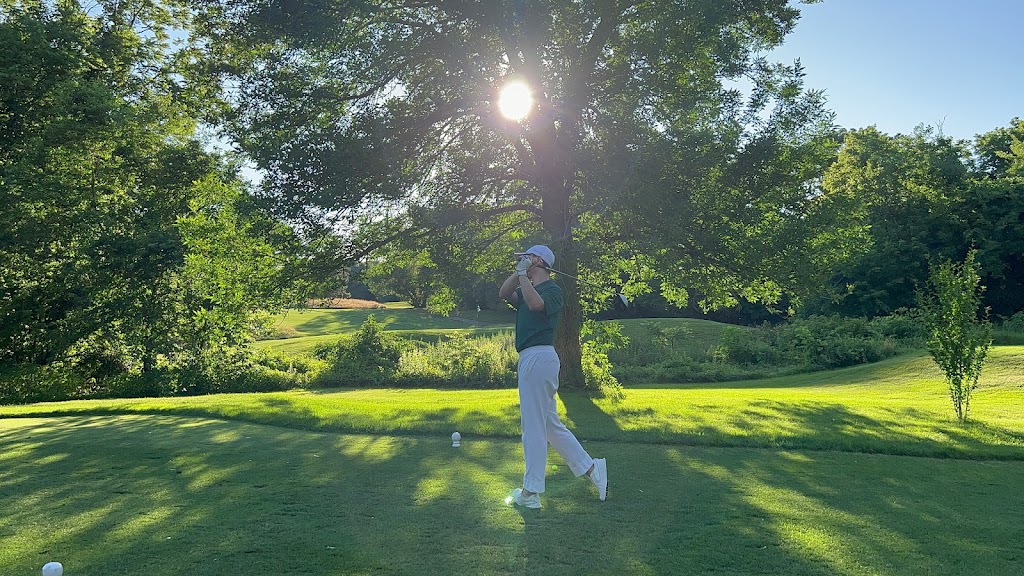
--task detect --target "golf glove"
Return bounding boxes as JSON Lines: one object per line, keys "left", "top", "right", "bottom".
{"left": 515, "top": 256, "right": 531, "bottom": 275}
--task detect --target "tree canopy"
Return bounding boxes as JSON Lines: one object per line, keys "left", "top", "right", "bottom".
{"left": 0, "top": 1, "right": 319, "bottom": 392}
{"left": 191, "top": 0, "right": 862, "bottom": 387}
{"left": 809, "top": 123, "right": 1024, "bottom": 320}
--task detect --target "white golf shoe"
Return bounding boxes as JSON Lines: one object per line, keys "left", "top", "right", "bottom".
{"left": 512, "top": 488, "right": 541, "bottom": 509}
{"left": 590, "top": 458, "right": 607, "bottom": 501}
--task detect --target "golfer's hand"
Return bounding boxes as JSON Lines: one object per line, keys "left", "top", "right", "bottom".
{"left": 515, "top": 256, "right": 531, "bottom": 275}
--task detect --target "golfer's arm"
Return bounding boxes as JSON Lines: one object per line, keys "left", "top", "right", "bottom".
{"left": 518, "top": 277, "right": 545, "bottom": 312}
{"left": 499, "top": 273, "right": 521, "bottom": 303}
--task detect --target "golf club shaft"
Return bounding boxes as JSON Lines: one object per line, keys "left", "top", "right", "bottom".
{"left": 537, "top": 264, "right": 629, "bottom": 306}
{"left": 542, "top": 266, "right": 611, "bottom": 291}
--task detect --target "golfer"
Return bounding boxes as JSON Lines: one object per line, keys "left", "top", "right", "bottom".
{"left": 499, "top": 244, "right": 607, "bottom": 509}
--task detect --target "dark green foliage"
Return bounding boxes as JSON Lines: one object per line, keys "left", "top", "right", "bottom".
{"left": 999, "top": 312, "right": 1024, "bottom": 335}
{"left": 311, "top": 316, "right": 407, "bottom": 387}
{"left": 609, "top": 315, "right": 923, "bottom": 384}
{"left": 810, "top": 124, "right": 1024, "bottom": 320}
{"left": 718, "top": 315, "right": 918, "bottom": 369}
{"left": 0, "top": 2, "right": 325, "bottom": 399}
{"left": 0, "top": 364, "right": 88, "bottom": 405}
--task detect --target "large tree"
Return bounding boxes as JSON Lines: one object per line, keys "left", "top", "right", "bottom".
{"left": 194, "top": 0, "right": 857, "bottom": 387}
{"left": 0, "top": 1, "right": 320, "bottom": 384}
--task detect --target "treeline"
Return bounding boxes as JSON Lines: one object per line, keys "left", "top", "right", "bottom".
{"left": 2, "top": 2, "right": 1023, "bottom": 403}
{"left": 0, "top": 2, "right": 336, "bottom": 401}
{"left": 360, "top": 122, "right": 1024, "bottom": 327}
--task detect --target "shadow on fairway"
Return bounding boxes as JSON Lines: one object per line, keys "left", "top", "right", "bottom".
{"left": 593, "top": 398, "right": 1024, "bottom": 460}
{"left": 664, "top": 446, "right": 1024, "bottom": 575}
{"left": 0, "top": 415, "right": 525, "bottom": 574}
{"left": 3, "top": 414, "right": 1023, "bottom": 575}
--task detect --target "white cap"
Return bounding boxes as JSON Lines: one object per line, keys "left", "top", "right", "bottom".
{"left": 514, "top": 245, "right": 555, "bottom": 267}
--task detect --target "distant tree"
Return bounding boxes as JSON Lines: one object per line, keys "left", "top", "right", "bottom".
{"left": 809, "top": 123, "right": 1024, "bottom": 320}
{"left": 810, "top": 127, "right": 969, "bottom": 316}
{"left": 362, "top": 249, "right": 442, "bottom": 309}
{"left": 920, "top": 251, "right": 992, "bottom": 423}
{"left": 973, "top": 117, "right": 1024, "bottom": 178}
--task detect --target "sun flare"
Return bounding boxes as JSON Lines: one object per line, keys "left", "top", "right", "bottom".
{"left": 498, "top": 81, "right": 533, "bottom": 121}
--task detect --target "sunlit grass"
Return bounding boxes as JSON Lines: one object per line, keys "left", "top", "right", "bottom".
{"left": 2, "top": 346, "right": 1022, "bottom": 574}
{"left": 1, "top": 415, "right": 1021, "bottom": 575}
{"left": 3, "top": 348, "right": 1023, "bottom": 459}
{"left": 264, "top": 305, "right": 513, "bottom": 341}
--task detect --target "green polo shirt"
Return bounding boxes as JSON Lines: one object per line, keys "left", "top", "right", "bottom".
{"left": 514, "top": 280, "right": 563, "bottom": 352}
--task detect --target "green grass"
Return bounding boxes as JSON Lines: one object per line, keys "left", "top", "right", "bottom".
{"left": 4, "top": 317, "right": 1024, "bottom": 574}
{"left": 3, "top": 415, "right": 1022, "bottom": 575}
{"left": 611, "top": 316, "right": 743, "bottom": 359}
{"left": 267, "top": 304, "right": 513, "bottom": 339}
{"left": 5, "top": 347, "right": 1023, "bottom": 459}
{"left": 258, "top": 304, "right": 515, "bottom": 355}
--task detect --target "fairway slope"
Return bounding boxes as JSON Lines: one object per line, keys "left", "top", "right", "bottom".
{"left": 3, "top": 348, "right": 1023, "bottom": 461}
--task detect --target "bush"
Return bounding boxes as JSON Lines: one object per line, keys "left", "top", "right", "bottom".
{"left": 581, "top": 320, "right": 627, "bottom": 399}
{"left": 311, "top": 316, "right": 407, "bottom": 387}
{"left": 397, "top": 332, "right": 517, "bottom": 388}
{"left": 98, "top": 346, "right": 316, "bottom": 398}
{"left": 0, "top": 363, "right": 87, "bottom": 405}
{"left": 920, "top": 252, "right": 992, "bottom": 423}
{"left": 609, "top": 313, "right": 923, "bottom": 384}
{"left": 103, "top": 372, "right": 173, "bottom": 399}
{"left": 1000, "top": 311, "right": 1024, "bottom": 333}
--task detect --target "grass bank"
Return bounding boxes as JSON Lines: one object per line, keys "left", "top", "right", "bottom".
{"left": 5, "top": 347, "right": 1023, "bottom": 460}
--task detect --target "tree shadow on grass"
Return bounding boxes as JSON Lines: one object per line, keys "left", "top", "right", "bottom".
{"left": 513, "top": 439, "right": 1024, "bottom": 575}
{"left": 0, "top": 415, "right": 532, "bottom": 574}
{"left": 3, "top": 413, "right": 1022, "bottom": 575}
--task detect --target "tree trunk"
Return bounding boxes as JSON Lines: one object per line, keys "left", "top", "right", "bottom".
{"left": 552, "top": 241, "right": 585, "bottom": 388}
{"left": 535, "top": 118, "right": 585, "bottom": 388}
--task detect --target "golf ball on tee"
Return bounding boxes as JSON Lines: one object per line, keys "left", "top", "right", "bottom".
{"left": 42, "top": 562, "right": 63, "bottom": 576}
{"left": 451, "top": 432, "right": 461, "bottom": 447}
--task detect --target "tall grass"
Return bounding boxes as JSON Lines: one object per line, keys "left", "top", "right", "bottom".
{"left": 609, "top": 314, "right": 924, "bottom": 384}
{"left": 397, "top": 332, "right": 519, "bottom": 388}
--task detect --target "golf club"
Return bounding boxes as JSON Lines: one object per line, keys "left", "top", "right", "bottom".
{"left": 541, "top": 265, "right": 630, "bottom": 307}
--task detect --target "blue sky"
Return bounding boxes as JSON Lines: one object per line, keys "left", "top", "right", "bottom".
{"left": 767, "top": 0, "right": 1023, "bottom": 141}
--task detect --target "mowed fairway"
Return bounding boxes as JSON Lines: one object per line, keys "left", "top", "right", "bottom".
{"left": 2, "top": 347, "right": 1024, "bottom": 574}
{"left": 255, "top": 304, "right": 514, "bottom": 355}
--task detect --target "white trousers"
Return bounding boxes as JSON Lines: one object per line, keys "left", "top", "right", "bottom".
{"left": 518, "top": 345, "right": 595, "bottom": 493}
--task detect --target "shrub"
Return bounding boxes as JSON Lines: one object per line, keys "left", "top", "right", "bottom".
{"left": 103, "top": 372, "right": 173, "bottom": 399}
{"left": 1002, "top": 311, "right": 1024, "bottom": 333}
{"left": 312, "top": 316, "right": 407, "bottom": 387}
{"left": 718, "top": 325, "right": 781, "bottom": 366}
{"left": 609, "top": 313, "right": 923, "bottom": 384}
{"left": 920, "top": 252, "right": 992, "bottom": 423}
{"left": 581, "top": 320, "right": 627, "bottom": 399}
{"left": 397, "top": 332, "right": 517, "bottom": 388}
{"left": 0, "top": 363, "right": 86, "bottom": 405}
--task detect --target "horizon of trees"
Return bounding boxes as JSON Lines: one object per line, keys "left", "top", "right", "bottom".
{"left": 2, "top": 1, "right": 1022, "bottom": 397}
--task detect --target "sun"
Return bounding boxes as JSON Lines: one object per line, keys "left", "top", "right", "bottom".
{"left": 498, "top": 81, "right": 534, "bottom": 121}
